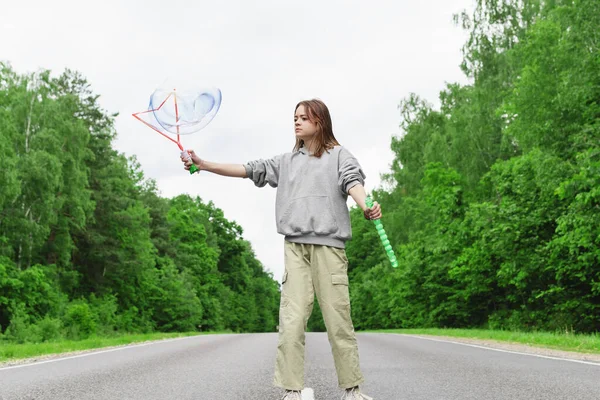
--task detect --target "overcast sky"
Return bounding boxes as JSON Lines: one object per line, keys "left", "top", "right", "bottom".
{"left": 2, "top": 0, "right": 473, "bottom": 283}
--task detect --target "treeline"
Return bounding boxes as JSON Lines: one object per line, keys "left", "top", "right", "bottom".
{"left": 0, "top": 65, "right": 280, "bottom": 343}
{"left": 2, "top": 0, "right": 598, "bottom": 342}
{"left": 333, "top": 0, "right": 599, "bottom": 333}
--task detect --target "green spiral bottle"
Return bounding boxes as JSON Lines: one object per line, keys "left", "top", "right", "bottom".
{"left": 365, "top": 196, "right": 398, "bottom": 268}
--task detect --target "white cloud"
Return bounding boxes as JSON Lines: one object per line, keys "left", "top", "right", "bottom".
{"left": 1, "top": 0, "right": 473, "bottom": 283}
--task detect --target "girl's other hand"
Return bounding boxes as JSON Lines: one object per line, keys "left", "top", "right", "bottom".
{"left": 364, "top": 201, "right": 382, "bottom": 220}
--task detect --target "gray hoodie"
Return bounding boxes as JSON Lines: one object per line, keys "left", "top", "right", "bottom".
{"left": 244, "top": 145, "right": 366, "bottom": 248}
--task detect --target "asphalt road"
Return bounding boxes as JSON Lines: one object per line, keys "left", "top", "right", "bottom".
{"left": 1, "top": 332, "right": 599, "bottom": 399}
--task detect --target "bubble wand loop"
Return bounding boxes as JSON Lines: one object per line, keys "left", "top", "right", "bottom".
{"left": 132, "top": 89, "right": 198, "bottom": 174}
{"left": 366, "top": 196, "right": 398, "bottom": 268}
{"left": 133, "top": 85, "right": 223, "bottom": 175}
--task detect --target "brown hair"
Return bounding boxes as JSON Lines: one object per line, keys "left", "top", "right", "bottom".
{"left": 293, "top": 99, "right": 340, "bottom": 158}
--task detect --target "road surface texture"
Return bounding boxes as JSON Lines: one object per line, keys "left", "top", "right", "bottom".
{"left": 1, "top": 332, "right": 599, "bottom": 399}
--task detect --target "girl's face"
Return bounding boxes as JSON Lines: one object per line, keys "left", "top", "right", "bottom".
{"left": 294, "top": 105, "right": 318, "bottom": 141}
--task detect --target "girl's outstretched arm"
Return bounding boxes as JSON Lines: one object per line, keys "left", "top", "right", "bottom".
{"left": 182, "top": 149, "right": 247, "bottom": 178}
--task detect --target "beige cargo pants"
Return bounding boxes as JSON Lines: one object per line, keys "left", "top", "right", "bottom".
{"left": 273, "top": 240, "right": 365, "bottom": 390}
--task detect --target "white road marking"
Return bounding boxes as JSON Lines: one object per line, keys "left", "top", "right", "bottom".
{"left": 399, "top": 334, "right": 600, "bottom": 367}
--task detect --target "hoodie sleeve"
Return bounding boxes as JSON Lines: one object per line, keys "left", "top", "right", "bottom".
{"left": 244, "top": 155, "right": 281, "bottom": 188}
{"left": 338, "top": 147, "right": 366, "bottom": 194}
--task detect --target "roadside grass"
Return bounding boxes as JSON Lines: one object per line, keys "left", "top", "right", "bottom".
{"left": 0, "top": 331, "right": 230, "bottom": 363}
{"left": 2, "top": 328, "right": 599, "bottom": 364}
{"left": 370, "top": 328, "right": 600, "bottom": 354}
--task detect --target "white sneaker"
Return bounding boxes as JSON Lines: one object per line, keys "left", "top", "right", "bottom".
{"left": 301, "top": 388, "right": 315, "bottom": 400}
{"left": 281, "top": 390, "right": 302, "bottom": 400}
{"left": 341, "top": 386, "right": 373, "bottom": 400}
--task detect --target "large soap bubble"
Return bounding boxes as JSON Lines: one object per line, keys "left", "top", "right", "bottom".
{"left": 148, "top": 84, "right": 222, "bottom": 135}
{"left": 133, "top": 81, "right": 222, "bottom": 175}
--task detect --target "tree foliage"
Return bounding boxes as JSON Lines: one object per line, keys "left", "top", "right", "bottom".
{"left": 0, "top": 64, "right": 280, "bottom": 342}
{"left": 347, "top": 0, "right": 600, "bottom": 333}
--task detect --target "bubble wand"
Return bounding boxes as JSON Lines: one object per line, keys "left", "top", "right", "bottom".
{"left": 132, "top": 84, "right": 221, "bottom": 175}
{"left": 366, "top": 195, "right": 398, "bottom": 268}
